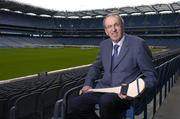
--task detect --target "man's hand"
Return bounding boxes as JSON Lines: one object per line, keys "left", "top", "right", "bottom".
{"left": 79, "top": 86, "right": 92, "bottom": 95}
{"left": 118, "top": 83, "right": 133, "bottom": 100}
{"left": 118, "top": 93, "right": 133, "bottom": 100}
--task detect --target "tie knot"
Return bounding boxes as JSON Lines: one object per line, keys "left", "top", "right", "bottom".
{"left": 114, "top": 45, "right": 119, "bottom": 51}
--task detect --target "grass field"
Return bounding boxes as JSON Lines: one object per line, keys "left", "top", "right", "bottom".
{"left": 0, "top": 48, "right": 99, "bottom": 80}
{"left": 0, "top": 47, "right": 162, "bottom": 81}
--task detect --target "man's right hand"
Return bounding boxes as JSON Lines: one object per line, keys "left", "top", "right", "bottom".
{"left": 79, "top": 86, "right": 92, "bottom": 95}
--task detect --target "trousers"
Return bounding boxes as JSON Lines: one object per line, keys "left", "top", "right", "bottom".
{"left": 67, "top": 92, "right": 131, "bottom": 119}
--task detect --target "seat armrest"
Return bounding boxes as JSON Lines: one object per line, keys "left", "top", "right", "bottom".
{"left": 52, "top": 99, "right": 63, "bottom": 119}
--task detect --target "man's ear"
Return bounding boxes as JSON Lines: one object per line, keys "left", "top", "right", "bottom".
{"left": 104, "top": 29, "right": 109, "bottom": 36}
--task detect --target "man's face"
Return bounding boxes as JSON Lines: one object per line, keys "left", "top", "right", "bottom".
{"left": 104, "top": 15, "right": 123, "bottom": 43}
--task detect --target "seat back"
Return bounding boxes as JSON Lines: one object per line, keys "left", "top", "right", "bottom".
{"left": 59, "top": 81, "right": 77, "bottom": 98}
{"left": 62, "top": 85, "right": 83, "bottom": 119}
{"left": 38, "top": 86, "right": 61, "bottom": 119}
{"left": 9, "top": 92, "right": 40, "bottom": 119}
{"left": 0, "top": 98, "right": 7, "bottom": 119}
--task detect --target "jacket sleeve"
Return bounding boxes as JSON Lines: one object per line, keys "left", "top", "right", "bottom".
{"left": 137, "top": 40, "right": 157, "bottom": 89}
{"left": 84, "top": 51, "right": 103, "bottom": 87}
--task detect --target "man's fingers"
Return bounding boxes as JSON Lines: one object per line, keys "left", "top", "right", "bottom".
{"left": 79, "top": 90, "right": 83, "bottom": 95}
{"left": 118, "top": 94, "right": 133, "bottom": 100}
{"left": 79, "top": 86, "right": 91, "bottom": 95}
{"left": 118, "top": 94, "right": 126, "bottom": 99}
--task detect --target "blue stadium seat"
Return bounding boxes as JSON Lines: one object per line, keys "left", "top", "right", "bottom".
{"left": 38, "top": 86, "right": 61, "bottom": 119}
{"left": 9, "top": 92, "right": 40, "bottom": 119}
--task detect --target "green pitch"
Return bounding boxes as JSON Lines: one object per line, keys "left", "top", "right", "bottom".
{"left": 0, "top": 47, "right": 161, "bottom": 81}
{"left": 0, "top": 48, "right": 99, "bottom": 80}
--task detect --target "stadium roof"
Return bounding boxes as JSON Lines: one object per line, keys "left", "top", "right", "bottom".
{"left": 0, "top": 0, "right": 180, "bottom": 18}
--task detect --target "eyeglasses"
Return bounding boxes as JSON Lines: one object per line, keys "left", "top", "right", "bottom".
{"left": 105, "top": 23, "right": 121, "bottom": 30}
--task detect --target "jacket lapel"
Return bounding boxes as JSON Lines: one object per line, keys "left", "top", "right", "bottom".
{"left": 112, "top": 36, "right": 129, "bottom": 70}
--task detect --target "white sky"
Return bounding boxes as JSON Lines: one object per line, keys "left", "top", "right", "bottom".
{"left": 12, "top": 0, "right": 179, "bottom": 11}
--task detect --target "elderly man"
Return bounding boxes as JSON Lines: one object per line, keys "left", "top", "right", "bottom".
{"left": 68, "top": 13, "right": 157, "bottom": 119}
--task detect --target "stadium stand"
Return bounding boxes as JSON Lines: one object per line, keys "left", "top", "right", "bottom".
{"left": 0, "top": 4, "right": 180, "bottom": 47}
{"left": 0, "top": 64, "right": 90, "bottom": 119}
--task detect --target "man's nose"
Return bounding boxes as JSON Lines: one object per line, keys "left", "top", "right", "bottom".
{"left": 111, "top": 26, "right": 117, "bottom": 32}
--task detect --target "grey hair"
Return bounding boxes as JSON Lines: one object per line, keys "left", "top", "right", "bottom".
{"left": 103, "top": 13, "right": 124, "bottom": 28}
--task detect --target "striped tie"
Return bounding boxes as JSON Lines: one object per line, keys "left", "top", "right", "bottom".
{"left": 112, "top": 45, "right": 119, "bottom": 69}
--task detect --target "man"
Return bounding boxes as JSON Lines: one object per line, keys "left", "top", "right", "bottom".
{"left": 68, "top": 13, "right": 157, "bottom": 119}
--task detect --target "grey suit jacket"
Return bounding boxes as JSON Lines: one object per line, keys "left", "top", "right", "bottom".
{"left": 84, "top": 34, "right": 157, "bottom": 89}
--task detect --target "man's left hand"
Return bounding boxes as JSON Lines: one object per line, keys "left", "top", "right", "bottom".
{"left": 118, "top": 93, "right": 133, "bottom": 100}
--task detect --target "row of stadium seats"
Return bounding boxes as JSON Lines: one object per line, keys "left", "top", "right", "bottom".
{"left": 0, "top": 67, "right": 89, "bottom": 119}
{"left": 0, "top": 35, "right": 105, "bottom": 47}
{"left": 1, "top": 35, "right": 180, "bottom": 48}
{"left": 0, "top": 11, "right": 179, "bottom": 29}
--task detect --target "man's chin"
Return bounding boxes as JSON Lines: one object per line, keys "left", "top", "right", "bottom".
{"left": 111, "top": 38, "right": 120, "bottom": 42}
